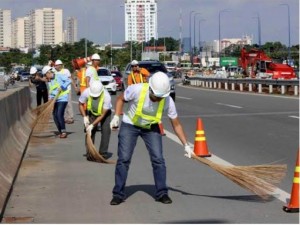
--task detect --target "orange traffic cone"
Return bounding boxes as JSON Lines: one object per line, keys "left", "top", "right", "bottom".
{"left": 194, "top": 118, "right": 211, "bottom": 157}
{"left": 72, "top": 56, "right": 92, "bottom": 70}
{"left": 159, "top": 122, "right": 166, "bottom": 136}
{"left": 283, "top": 150, "right": 299, "bottom": 213}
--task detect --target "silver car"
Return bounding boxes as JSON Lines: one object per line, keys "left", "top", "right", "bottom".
{"left": 97, "top": 67, "right": 117, "bottom": 95}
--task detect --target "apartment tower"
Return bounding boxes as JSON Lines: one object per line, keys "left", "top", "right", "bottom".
{"left": 0, "top": 9, "right": 12, "bottom": 47}
{"left": 65, "top": 17, "right": 78, "bottom": 44}
{"left": 124, "top": 0, "right": 157, "bottom": 42}
{"left": 28, "top": 8, "right": 63, "bottom": 48}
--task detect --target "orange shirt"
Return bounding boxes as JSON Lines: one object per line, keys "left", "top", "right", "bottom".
{"left": 127, "top": 68, "right": 150, "bottom": 86}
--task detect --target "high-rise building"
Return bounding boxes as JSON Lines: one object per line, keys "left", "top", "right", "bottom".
{"left": 0, "top": 9, "right": 12, "bottom": 47}
{"left": 28, "top": 8, "right": 63, "bottom": 48}
{"left": 124, "top": 0, "right": 157, "bottom": 42}
{"left": 12, "top": 17, "right": 30, "bottom": 48}
{"left": 65, "top": 17, "right": 77, "bottom": 44}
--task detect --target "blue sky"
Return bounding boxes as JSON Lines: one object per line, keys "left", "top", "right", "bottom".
{"left": 1, "top": 0, "right": 299, "bottom": 46}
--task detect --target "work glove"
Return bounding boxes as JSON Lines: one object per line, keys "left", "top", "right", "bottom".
{"left": 184, "top": 144, "right": 194, "bottom": 159}
{"left": 83, "top": 116, "right": 90, "bottom": 127}
{"left": 86, "top": 124, "right": 94, "bottom": 136}
{"left": 110, "top": 115, "right": 120, "bottom": 130}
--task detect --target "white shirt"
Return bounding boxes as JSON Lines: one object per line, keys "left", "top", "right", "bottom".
{"left": 79, "top": 88, "right": 112, "bottom": 110}
{"left": 122, "top": 84, "right": 177, "bottom": 126}
{"left": 85, "top": 66, "right": 98, "bottom": 86}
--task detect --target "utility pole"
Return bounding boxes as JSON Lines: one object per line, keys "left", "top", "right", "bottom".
{"left": 179, "top": 8, "right": 182, "bottom": 59}
{"left": 280, "top": 3, "right": 291, "bottom": 62}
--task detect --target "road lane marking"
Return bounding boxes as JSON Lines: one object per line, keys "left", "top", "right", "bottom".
{"left": 166, "top": 111, "right": 299, "bottom": 119}
{"left": 216, "top": 103, "right": 243, "bottom": 109}
{"left": 289, "top": 116, "right": 299, "bottom": 119}
{"left": 163, "top": 129, "right": 290, "bottom": 203}
{"left": 177, "top": 96, "right": 192, "bottom": 100}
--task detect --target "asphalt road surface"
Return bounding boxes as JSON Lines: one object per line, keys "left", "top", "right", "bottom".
{"left": 2, "top": 81, "right": 299, "bottom": 223}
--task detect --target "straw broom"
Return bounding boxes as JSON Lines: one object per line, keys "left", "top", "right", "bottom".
{"left": 191, "top": 154, "right": 287, "bottom": 200}
{"left": 86, "top": 133, "right": 115, "bottom": 164}
{"left": 31, "top": 93, "right": 59, "bottom": 132}
{"left": 32, "top": 99, "right": 53, "bottom": 116}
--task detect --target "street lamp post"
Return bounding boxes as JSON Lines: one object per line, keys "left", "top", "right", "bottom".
{"left": 253, "top": 13, "right": 261, "bottom": 48}
{"left": 219, "top": 9, "right": 229, "bottom": 59}
{"left": 193, "top": 13, "right": 201, "bottom": 62}
{"left": 280, "top": 3, "right": 291, "bottom": 62}
{"left": 110, "top": 14, "right": 113, "bottom": 69}
{"left": 189, "top": 10, "right": 195, "bottom": 64}
{"left": 164, "top": 37, "right": 166, "bottom": 62}
{"left": 198, "top": 19, "right": 205, "bottom": 54}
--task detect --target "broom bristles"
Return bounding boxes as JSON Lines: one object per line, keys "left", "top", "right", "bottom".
{"left": 192, "top": 155, "right": 287, "bottom": 200}
{"left": 32, "top": 99, "right": 53, "bottom": 116}
{"left": 32, "top": 92, "right": 61, "bottom": 132}
{"left": 32, "top": 98, "right": 55, "bottom": 132}
{"left": 86, "top": 133, "right": 115, "bottom": 164}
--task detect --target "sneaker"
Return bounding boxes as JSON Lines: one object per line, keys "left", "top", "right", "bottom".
{"left": 59, "top": 133, "right": 67, "bottom": 138}
{"left": 156, "top": 194, "right": 172, "bottom": 204}
{"left": 110, "top": 196, "right": 123, "bottom": 205}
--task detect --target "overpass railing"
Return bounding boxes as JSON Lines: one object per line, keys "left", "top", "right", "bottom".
{"left": 187, "top": 76, "right": 299, "bottom": 96}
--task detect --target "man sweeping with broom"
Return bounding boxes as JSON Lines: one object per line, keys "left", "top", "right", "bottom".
{"left": 109, "top": 71, "right": 194, "bottom": 205}
{"left": 42, "top": 65, "right": 71, "bottom": 138}
{"left": 78, "top": 80, "right": 112, "bottom": 161}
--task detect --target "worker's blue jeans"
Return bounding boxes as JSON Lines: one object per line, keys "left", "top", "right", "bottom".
{"left": 112, "top": 122, "right": 168, "bottom": 200}
{"left": 53, "top": 101, "right": 68, "bottom": 134}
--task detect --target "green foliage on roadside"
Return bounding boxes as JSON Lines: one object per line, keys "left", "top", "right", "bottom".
{"left": 0, "top": 37, "right": 298, "bottom": 72}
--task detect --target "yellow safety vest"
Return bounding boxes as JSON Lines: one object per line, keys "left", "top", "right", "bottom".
{"left": 130, "top": 72, "right": 143, "bottom": 84}
{"left": 79, "top": 68, "right": 87, "bottom": 87}
{"left": 130, "top": 83, "right": 165, "bottom": 129}
{"left": 87, "top": 92, "right": 105, "bottom": 116}
{"left": 48, "top": 76, "right": 69, "bottom": 97}
{"left": 90, "top": 66, "right": 100, "bottom": 81}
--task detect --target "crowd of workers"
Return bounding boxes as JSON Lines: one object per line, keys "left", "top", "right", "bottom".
{"left": 29, "top": 54, "right": 194, "bottom": 205}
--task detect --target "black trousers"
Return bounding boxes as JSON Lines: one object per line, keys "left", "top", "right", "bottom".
{"left": 86, "top": 110, "right": 111, "bottom": 155}
{"left": 36, "top": 88, "right": 48, "bottom": 106}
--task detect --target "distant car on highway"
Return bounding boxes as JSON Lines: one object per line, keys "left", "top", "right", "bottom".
{"left": 97, "top": 67, "right": 117, "bottom": 95}
{"left": 111, "top": 70, "right": 124, "bottom": 91}
{"left": 124, "top": 60, "right": 176, "bottom": 101}
{"left": 20, "top": 72, "right": 30, "bottom": 82}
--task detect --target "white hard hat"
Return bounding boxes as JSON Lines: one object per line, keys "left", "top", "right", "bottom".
{"left": 89, "top": 81, "right": 104, "bottom": 97}
{"left": 30, "top": 66, "right": 37, "bottom": 75}
{"left": 131, "top": 60, "right": 139, "bottom": 66}
{"left": 55, "top": 59, "right": 63, "bottom": 65}
{"left": 42, "top": 65, "right": 52, "bottom": 75}
{"left": 149, "top": 72, "right": 170, "bottom": 98}
{"left": 91, "top": 53, "right": 101, "bottom": 60}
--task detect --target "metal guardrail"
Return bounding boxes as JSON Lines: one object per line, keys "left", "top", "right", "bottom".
{"left": 187, "top": 76, "right": 299, "bottom": 96}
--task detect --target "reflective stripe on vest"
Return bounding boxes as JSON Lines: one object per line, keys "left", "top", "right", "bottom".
{"left": 130, "top": 83, "right": 165, "bottom": 129}
{"left": 130, "top": 72, "right": 143, "bottom": 84}
{"left": 49, "top": 76, "right": 69, "bottom": 97}
{"left": 87, "top": 92, "right": 104, "bottom": 116}
{"left": 80, "top": 68, "right": 87, "bottom": 87}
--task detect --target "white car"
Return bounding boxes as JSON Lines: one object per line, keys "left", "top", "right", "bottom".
{"left": 97, "top": 67, "right": 117, "bottom": 95}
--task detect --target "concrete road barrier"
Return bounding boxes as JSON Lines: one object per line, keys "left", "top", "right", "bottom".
{"left": 0, "top": 87, "right": 35, "bottom": 218}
